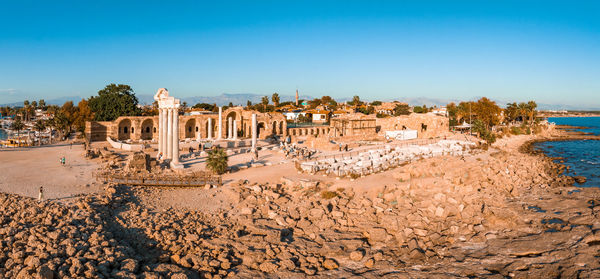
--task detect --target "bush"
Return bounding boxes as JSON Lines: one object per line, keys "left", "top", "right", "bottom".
{"left": 321, "top": 191, "right": 339, "bottom": 199}
{"left": 206, "top": 147, "right": 228, "bottom": 174}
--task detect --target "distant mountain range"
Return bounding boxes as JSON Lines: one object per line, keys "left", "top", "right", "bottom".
{"left": 2, "top": 94, "right": 598, "bottom": 111}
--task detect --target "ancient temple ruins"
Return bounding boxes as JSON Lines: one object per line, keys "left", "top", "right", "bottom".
{"left": 154, "top": 88, "right": 182, "bottom": 168}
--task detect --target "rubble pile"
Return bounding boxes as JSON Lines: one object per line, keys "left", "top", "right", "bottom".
{"left": 299, "top": 140, "right": 476, "bottom": 177}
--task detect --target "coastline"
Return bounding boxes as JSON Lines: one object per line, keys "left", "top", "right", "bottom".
{"left": 1, "top": 129, "right": 600, "bottom": 277}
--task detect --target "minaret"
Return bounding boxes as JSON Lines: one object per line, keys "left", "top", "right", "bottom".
{"left": 295, "top": 89, "right": 299, "bottom": 106}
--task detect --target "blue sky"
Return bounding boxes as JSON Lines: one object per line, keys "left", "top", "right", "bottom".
{"left": 1, "top": 0, "right": 599, "bottom": 108}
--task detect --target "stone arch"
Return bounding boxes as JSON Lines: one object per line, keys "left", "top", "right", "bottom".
{"left": 279, "top": 122, "right": 284, "bottom": 135}
{"left": 118, "top": 119, "right": 132, "bottom": 140}
{"left": 141, "top": 118, "right": 154, "bottom": 140}
{"left": 185, "top": 119, "right": 196, "bottom": 139}
{"left": 257, "top": 122, "right": 265, "bottom": 138}
{"left": 272, "top": 121, "right": 277, "bottom": 135}
{"left": 226, "top": 111, "right": 237, "bottom": 138}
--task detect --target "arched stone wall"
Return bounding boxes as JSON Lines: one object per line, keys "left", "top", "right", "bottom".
{"left": 141, "top": 119, "right": 154, "bottom": 140}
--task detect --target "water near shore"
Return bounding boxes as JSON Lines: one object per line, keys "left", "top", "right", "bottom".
{"left": 535, "top": 117, "right": 600, "bottom": 187}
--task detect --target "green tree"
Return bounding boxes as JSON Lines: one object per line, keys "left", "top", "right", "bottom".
{"left": 38, "top": 99, "right": 46, "bottom": 110}
{"left": 246, "top": 100, "right": 252, "bottom": 107}
{"left": 446, "top": 102, "right": 458, "bottom": 126}
{"left": 206, "top": 147, "right": 228, "bottom": 175}
{"left": 88, "top": 83, "right": 141, "bottom": 121}
{"left": 413, "top": 105, "right": 427, "bottom": 113}
{"left": 261, "top": 96, "right": 269, "bottom": 111}
{"left": 371, "top": 100, "right": 382, "bottom": 106}
{"left": 34, "top": 120, "right": 46, "bottom": 146}
{"left": 31, "top": 100, "right": 38, "bottom": 109}
{"left": 393, "top": 104, "right": 411, "bottom": 116}
{"left": 349, "top": 95, "right": 362, "bottom": 106}
{"left": 472, "top": 119, "right": 496, "bottom": 144}
{"left": 271, "top": 93, "right": 280, "bottom": 107}
{"left": 504, "top": 102, "right": 519, "bottom": 124}
{"left": 11, "top": 118, "right": 25, "bottom": 146}
{"left": 23, "top": 100, "right": 30, "bottom": 121}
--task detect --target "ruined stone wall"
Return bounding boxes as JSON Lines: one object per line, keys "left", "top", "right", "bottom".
{"left": 376, "top": 113, "right": 449, "bottom": 139}
{"left": 85, "top": 109, "right": 288, "bottom": 142}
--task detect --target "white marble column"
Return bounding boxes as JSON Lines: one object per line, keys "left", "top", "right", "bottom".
{"left": 167, "top": 108, "right": 173, "bottom": 159}
{"left": 217, "top": 107, "right": 222, "bottom": 140}
{"left": 208, "top": 118, "right": 213, "bottom": 139}
{"left": 228, "top": 117, "right": 232, "bottom": 139}
{"left": 233, "top": 120, "right": 238, "bottom": 140}
{"left": 157, "top": 109, "right": 163, "bottom": 157}
{"left": 161, "top": 108, "right": 168, "bottom": 158}
{"left": 251, "top": 114, "right": 257, "bottom": 151}
{"left": 172, "top": 109, "right": 180, "bottom": 164}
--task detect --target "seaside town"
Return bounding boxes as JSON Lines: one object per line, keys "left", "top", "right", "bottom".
{"left": 2, "top": 1, "right": 600, "bottom": 278}
{"left": 1, "top": 83, "right": 600, "bottom": 278}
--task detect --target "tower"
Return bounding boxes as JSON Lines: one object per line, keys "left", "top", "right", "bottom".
{"left": 295, "top": 89, "right": 299, "bottom": 106}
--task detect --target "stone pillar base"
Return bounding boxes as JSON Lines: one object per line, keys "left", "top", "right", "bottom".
{"left": 170, "top": 161, "right": 184, "bottom": 169}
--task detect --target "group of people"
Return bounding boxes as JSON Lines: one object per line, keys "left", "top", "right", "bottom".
{"left": 58, "top": 156, "right": 66, "bottom": 166}
{"left": 338, "top": 143, "right": 349, "bottom": 152}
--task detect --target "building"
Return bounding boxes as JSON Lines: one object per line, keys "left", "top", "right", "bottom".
{"left": 374, "top": 102, "right": 408, "bottom": 116}
{"left": 307, "top": 110, "right": 330, "bottom": 123}
{"left": 330, "top": 114, "right": 377, "bottom": 137}
{"left": 85, "top": 107, "right": 287, "bottom": 142}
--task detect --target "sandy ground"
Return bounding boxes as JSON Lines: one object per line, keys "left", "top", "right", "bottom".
{"left": 0, "top": 143, "right": 102, "bottom": 201}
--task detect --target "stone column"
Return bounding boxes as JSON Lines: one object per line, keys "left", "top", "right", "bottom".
{"left": 207, "top": 118, "right": 213, "bottom": 139}
{"left": 161, "top": 108, "right": 168, "bottom": 158}
{"left": 172, "top": 109, "right": 180, "bottom": 164}
{"left": 228, "top": 117, "right": 232, "bottom": 139}
{"left": 251, "top": 114, "right": 257, "bottom": 151}
{"left": 157, "top": 109, "right": 163, "bottom": 157}
{"left": 217, "top": 107, "right": 222, "bottom": 140}
{"left": 233, "top": 120, "right": 238, "bottom": 140}
{"left": 167, "top": 108, "right": 173, "bottom": 159}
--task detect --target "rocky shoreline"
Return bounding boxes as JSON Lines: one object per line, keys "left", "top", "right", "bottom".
{"left": 2, "top": 132, "right": 600, "bottom": 278}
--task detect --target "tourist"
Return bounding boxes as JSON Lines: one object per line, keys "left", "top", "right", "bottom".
{"left": 158, "top": 152, "right": 163, "bottom": 161}
{"left": 254, "top": 149, "right": 259, "bottom": 161}
{"left": 62, "top": 156, "right": 66, "bottom": 166}
{"left": 38, "top": 186, "right": 44, "bottom": 201}
{"left": 339, "top": 143, "right": 342, "bottom": 152}
{"left": 189, "top": 146, "right": 194, "bottom": 158}
{"left": 344, "top": 144, "right": 349, "bottom": 152}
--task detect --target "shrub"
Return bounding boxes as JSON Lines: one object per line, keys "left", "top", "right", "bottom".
{"left": 321, "top": 191, "right": 339, "bottom": 199}
{"left": 206, "top": 147, "right": 228, "bottom": 174}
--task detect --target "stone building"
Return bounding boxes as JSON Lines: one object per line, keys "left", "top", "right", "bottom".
{"left": 375, "top": 113, "right": 449, "bottom": 139}
{"left": 85, "top": 107, "right": 287, "bottom": 142}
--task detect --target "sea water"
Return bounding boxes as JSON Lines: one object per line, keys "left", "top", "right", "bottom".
{"left": 535, "top": 117, "right": 600, "bottom": 187}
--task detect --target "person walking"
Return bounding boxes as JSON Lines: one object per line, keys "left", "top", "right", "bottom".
{"left": 38, "top": 186, "right": 44, "bottom": 201}
{"left": 61, "top": 156, "right": 66, "bottom": 166}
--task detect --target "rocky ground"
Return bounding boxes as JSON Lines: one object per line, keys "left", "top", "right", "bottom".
{"left": 2, "top": 132, "right": 600, "bottom": 278}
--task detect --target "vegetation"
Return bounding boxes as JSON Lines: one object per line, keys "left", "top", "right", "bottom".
{"left": 88, "top": 83, "right": 141, "bottom": 121}
{"left": 393, "top": 104, "right": 411, "bottom": 116}
{"left": 370, "top": 100, "right": 382, "bottom": 106}
{"left": 11, "top": 118, "right": 25, "bottom": 144}
{"left": 34, "top": 120, "right": 46, "bottom": 146}
{"left": 271, "top": 93, "right": 280, "bottom": 107}
{"left": 412, "top": 105, "right": 428, "bottom": 113}
{"left": 320, "top": 190, "right": 339, "bottom": 199}
{"left": 206, "top": 147, "right": 228, "bottom": 175}
{"left": 348, "top": 95, "right": 363, "bottom": 106}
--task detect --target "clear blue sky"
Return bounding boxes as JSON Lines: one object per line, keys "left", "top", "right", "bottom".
{"left": 1, "top": 0, "right": 599, "bottom": 108}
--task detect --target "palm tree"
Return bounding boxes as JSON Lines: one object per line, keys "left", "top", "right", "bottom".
{"left": 34, "top": 120, "right": 46, "bottom": 146}
{"left": 11, "top": 118, "right": 25, "bottom": 147}
{"left": 206, "top": 147, "right": 228, "bottom": 175}
{"left": 271, "top": 93, "right": 280, "bottom": 107}
{"left": 261, "top": 96, "right": 269, "bottom": 111}
{"left": 46, "top": 118, "right": 56, "bottom": 144}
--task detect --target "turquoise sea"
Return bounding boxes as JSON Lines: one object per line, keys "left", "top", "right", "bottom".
{"left": 534, "top": 117, "right": 600, "bottom": 187}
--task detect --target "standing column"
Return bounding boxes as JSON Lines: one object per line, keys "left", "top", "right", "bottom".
{"left": 167, "top": 108, "right": 173, "bottom": 159}
{"left": 251, "top": 114, "right": 257, "bottom": 151}
{"left": 217, "top": 107, "right": 222, "bottom": 140}
{"left": 172, "top": 109, "right": 180, "bottom": 165}
{"left": 233, "top": 120, "right": 238, "bottom": 140}
{"left": 208, "top": 118, "right": 213, "bottom": 139}
{"left": 157, "top": 109, "right": 163, "bottom": 157}
{"left": 161, "top": 108, "right": 168, "bottom": 158}
{"left": 228, "top": 117, "right": 233, "bottom": 139}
